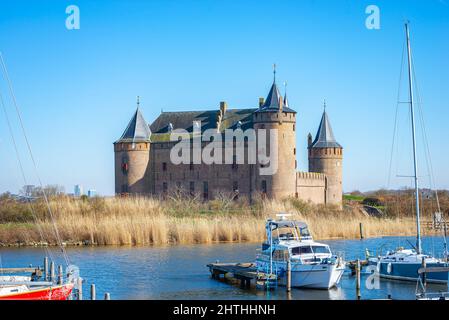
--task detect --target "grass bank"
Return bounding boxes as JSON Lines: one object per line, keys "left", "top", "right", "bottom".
{"left": 0, "top": 194, "right": 431, "bottom": 246}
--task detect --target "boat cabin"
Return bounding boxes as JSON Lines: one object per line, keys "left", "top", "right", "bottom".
{"left": 265, "top": 219, "right": 312, "bottom": 243}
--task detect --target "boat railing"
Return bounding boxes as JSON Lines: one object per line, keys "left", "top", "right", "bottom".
{"left": 417, "top": 292, "right": 449, "bottom": 300}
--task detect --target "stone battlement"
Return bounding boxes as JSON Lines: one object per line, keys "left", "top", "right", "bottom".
{"left": 296, "top": 171, "right": 326, "bottom": 181}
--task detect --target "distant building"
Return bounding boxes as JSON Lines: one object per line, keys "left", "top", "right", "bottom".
{"left": 87, "top": 189, "right": 97, "bottom": 198}
{"left": 23, "top": 185, "right": 35, "bottom": 197}
{"left": 114, "top": 72, "right": 343, "bottom": 207}
{"left": 74, "top": 185, "right": 84, "bottom": 197}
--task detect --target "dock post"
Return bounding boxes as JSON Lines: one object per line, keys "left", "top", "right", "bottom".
{"left": 421, "top": 257, "right": 427, "bottom": 290}
{"left": 90, "top": 284, "right": 96, "bottom": 300}
{"left": 359, "top": 223, "right": 364, "bottom": 240}
{"left": 77, "top": 278, "right": 83, "bottom": 300}
{"left": 43, "top": 257, "right": 48, "bottom": 281}
{"left": 57, "top": 265, "right": 63, "bottom": 285}
{"left": 356, "top": 259, "right": 361, "bottom": 300}
{"left": 104, "top": 293, "right": 111, "bottom": 300}
{"left": 50, "top": 261, "right": 55, "bottom": 283}
{"left": 286, "top": 259, "right": 291, "bottom": 293}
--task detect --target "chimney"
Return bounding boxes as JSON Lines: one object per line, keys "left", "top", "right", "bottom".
{"left": 259, "top": 97, "right": 265, "bottom": 107}
{"left": 308, "top": 133, "right": 312, "bottom": 148}
{"left": 220, "top": 101, "right": 227, "bottom": 115}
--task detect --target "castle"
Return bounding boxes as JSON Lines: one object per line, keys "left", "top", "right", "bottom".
{"left": 114, "top": 73, "right": 343, "bottom": 207}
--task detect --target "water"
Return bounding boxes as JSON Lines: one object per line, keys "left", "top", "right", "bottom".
{"left": 0, "top": 236, "right": 448, "bottom": 300}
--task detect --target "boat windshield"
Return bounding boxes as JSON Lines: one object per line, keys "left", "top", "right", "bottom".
{"left": 311, "top": 246, "right": 330, "bottom": 254}
{"left": 291, "top": 245, "right": 330, "bottom": 255}
{"left": 276, "top": 227, "right": 298, "bottom": 240}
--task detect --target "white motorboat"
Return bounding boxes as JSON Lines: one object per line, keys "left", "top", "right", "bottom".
{"left": 255, "top": 213, "right": 345, "bottom": 289}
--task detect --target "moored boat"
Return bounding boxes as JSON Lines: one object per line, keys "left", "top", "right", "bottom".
{"left": 255, "top": 213, "right": 345, "bottom": 289}
{"left": 0, "top": 282, "right": 74, "bottom": 300}
{"left": 0, "top": 53, "right": 82, "bottom": 300}
{"left": 367, "top": 22, "right": 449, "bottom": 283}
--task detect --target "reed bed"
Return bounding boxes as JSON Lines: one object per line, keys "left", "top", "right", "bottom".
{"left": 0, "top": 195, "right": 428, "bottom": 246}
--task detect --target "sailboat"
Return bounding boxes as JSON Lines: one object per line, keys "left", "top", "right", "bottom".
{"left": 0, "top": 53, "right": 81, "bottom": 299}
{"left": 367, "top": 23, "right": 449, "bottom": 283}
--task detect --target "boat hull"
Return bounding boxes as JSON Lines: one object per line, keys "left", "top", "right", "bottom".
{"left": 0, "top": 283, "right": 74, "bottom": 300}
{"left": 368, "top": 260, "right": 449, "bottom": 283}
{"left": 257, "top": 260, "right": 345, "bottom": 289}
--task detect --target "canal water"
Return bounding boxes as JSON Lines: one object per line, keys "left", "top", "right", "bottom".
{"left": 0, "top": 236, "right": 447, "bottom": 300}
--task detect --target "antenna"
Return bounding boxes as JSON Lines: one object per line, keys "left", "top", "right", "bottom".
{"left": 276, "top": 212, "right": 292, "bottom": 221}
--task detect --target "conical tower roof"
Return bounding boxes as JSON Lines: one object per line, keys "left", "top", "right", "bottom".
{"left": 262, "top": 82, "right": 282, "bottom": 110}
{"left": 283, "top": 92, "right": 289, "bottom": 108}
{"left": 310, "top": 110, "right": 342, "bottom": 148}
{"left": 257, "top": 75, "right": 295, "bottom": 113}
{"left": 116, "top": 99, "right": 151, "bottom": 143}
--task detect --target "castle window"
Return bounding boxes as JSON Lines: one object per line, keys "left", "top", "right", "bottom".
{"left": 293, "top": 124, "right": 295, "bottom": 131}
{"left": 162, "top": 182, "right": 168, "bottom": 194}
{"left": 233, "top": 181, "right": 239, "bottom": 200}
{"left": 162, "top": 162, "right": 167, "bottom": 171}
{"left": 190, "top": 181, "right": 195, "bottom": 196}
{"left": 203, "top": 181, "right": 208, "bottom": 200}
{"left": 293, "top": 148, "right": 296, "bottom": 155}
{"left": 261, "top": 180, "right": 267, "bottom": 194}
{"left": 295, "top": 160, "right": 297, "bottom": 169}
{"left": 232, "top": 155, "right": 237, "bottom": 170}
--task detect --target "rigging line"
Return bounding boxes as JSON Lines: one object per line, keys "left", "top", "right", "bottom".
{"left": 0, "top": 53, "right": 69, "bottom": 265}
{"left": 0, "top": 85, "right": 55, "bottom": 262}
{"left": 411, "top": 59, "right": 441, "bottom": 213}
{"left": 411, "top": 51, "right": 447, "bottom": 258}
{"left": 387, "top": 37, "right": 407, "bottom": 190}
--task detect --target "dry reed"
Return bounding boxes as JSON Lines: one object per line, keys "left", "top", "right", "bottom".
{"left": 0, "top": 195, "right": 431, "bottom": 246}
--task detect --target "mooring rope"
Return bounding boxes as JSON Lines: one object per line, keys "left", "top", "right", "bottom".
{"left": 0, "top": 53, "right": 70, "bottom": 266}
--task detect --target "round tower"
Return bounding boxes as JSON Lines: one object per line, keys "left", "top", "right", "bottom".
{"left": 308, "top": 106, "right": 343, "bottom": 207}
{"left": 114, "top": 97, "right": 151, "bottom": 195}
{"left": 253, "top": 70, "right": 297, "bottom": 199}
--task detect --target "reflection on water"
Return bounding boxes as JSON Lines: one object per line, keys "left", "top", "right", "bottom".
{"left": 0, "top": 236, "right": 447, "bottom": 300}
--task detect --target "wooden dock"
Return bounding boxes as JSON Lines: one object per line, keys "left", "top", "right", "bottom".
{"left": 422, "top": 221, "right": 449, "bottom": 231}
{"left": 207, "top": 262, "right": 277, "bottom": 288}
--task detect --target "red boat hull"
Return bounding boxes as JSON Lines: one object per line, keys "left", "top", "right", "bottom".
{"left": 0, "top": 283, "right": 74, "bottom": 300}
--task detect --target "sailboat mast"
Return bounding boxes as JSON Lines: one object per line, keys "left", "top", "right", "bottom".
{"left": 405, "top": 22, "right": 422, "bottom": 254}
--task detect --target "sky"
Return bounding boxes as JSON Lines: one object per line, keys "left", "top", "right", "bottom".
{"left": 0, "top": 0, "right": 448, "bottom": 195}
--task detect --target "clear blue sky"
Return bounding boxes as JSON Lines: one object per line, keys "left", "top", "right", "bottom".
{"left": 0, "top": 0, "right": 448, "bottom": 195}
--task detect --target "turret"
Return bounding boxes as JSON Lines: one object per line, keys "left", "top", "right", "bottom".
{"left": 253, "top": 67, "right": 297, "bottom": 199}
{"left": 114, "top": 97, "right": 151, "bottom": 195}
{"left": 308, "top": 104, "right": 343, "bottom": 207}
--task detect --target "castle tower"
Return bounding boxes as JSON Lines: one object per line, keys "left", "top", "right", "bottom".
{"left": 308, "top": 105, "right": 343, "bottom": 206}
{"left": 114, "top": 97, "right": 151, "bottom": 195}
{"left": 253, "top": 68, "right": 297, "bottom": 199}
